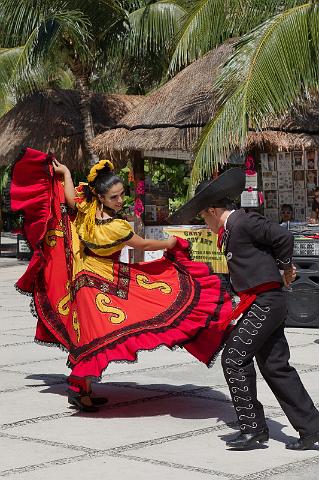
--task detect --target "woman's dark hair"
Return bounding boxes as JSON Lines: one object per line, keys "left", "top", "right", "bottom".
{"left": 83, "top": 165, "right": 123, "bottom": 202}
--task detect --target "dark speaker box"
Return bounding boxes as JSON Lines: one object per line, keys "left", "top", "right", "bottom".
{"left": 285, "top": 257, "right": 319, "bottom": 327}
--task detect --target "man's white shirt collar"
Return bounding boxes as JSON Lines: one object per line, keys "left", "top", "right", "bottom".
{"left": 224, "top": 210, "right": 235, "bottom": 230}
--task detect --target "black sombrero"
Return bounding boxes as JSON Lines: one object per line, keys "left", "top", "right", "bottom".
{"left": 168, "top": 167, "right": 245, "bottom": 224}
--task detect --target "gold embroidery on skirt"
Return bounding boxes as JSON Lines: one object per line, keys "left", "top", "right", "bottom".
{"left": 57, "top": 281, "right": 70, "bottom": 316}
{"left": 136, "top": 274, "right": 172, "bottom": 294}
{"left": 72, "top": 311, "right": 80, "bottom": 343}
{"left": 96, "top": 293, "right": 126, "bottom": 324}
{"left": 45, "top": 221, "right": 64, "bottom": 247}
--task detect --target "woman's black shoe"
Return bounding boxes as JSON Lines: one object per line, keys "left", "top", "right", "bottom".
{"left": 286, "top": 431, "right": 319, "bottom": 450}
{"left": 68, "top": 391, "right": 99, "bottom": 412}
{"left": 90, "top": 396, "right": 108, "bottom": 406}
{"left": 226, "top": 428, "right": 269, "bottom": 449}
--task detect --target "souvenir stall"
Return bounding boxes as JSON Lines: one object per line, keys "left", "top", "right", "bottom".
{"left": 260, "top": 149, "right": 318, "bottom": 223}
{"left": 245, "top": 148, "right": 319, "bottom": 328}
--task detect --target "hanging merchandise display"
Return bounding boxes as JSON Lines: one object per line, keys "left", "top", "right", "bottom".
{"left": 261, "top": 150, "right": 318, "bottom": 222}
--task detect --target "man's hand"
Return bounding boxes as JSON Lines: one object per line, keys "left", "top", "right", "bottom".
{"left": 282, "top": 265, "right": 297, "bottom": 289}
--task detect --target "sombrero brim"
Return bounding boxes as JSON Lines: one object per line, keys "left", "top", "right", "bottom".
{"left": 168, "top": 168, "right": 245, "bottom": 225}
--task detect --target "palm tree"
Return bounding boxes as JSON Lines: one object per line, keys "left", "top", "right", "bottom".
{"left": 190, "top": 1, "right": 319, "bottom": 185}
{"left": 0, "top": 0, "right": 186, "bottom": 165}
{"left": 0, "top": 0, "right": 128, "bottom": 164}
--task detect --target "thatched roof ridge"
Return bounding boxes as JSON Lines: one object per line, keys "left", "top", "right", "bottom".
{"left": 92, "top": 39, "right": 237, "bottom": 158}
{"left": 0, "top": 89, "right": 141, "bottom": 170}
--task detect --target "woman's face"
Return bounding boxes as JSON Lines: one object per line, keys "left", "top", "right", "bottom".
{"left": 99, "top": 182, "right": 125, "bottom": 212}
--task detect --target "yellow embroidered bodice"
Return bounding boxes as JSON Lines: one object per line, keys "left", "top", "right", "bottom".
{"left": 76, "top": 216, "right": 134, "bottom": 256}
{"left": 73, "top": 185, "right": 134, "bottom": 257}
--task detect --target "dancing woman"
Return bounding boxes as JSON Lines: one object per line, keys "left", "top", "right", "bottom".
{"left": 10, "top": 148, "right": 233, "bottom": 412}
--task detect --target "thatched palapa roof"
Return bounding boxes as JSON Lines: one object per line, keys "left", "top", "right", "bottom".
{"left": 247, "top": 97, "right": 319, "bottom": 152}
{"left": 92, "top": 39, "right": 319, "bottom": 160}
{"left": 0, "top": 89, "right": 141, "bottom": 170}
{"left": 92, "top": 39, "right": 236, "bottom": 159}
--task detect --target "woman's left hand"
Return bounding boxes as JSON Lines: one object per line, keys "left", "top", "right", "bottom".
{"left": 166, "top": 236, "right": 177, "bottom": 249}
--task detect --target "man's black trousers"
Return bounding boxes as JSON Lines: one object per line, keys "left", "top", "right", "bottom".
{"left": 221, "top": 289, "right": 319, "bottom": 436}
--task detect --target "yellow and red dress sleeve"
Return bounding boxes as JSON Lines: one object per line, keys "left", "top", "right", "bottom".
{"left": 74, "top": 183, "right": 91, "bottom": 213}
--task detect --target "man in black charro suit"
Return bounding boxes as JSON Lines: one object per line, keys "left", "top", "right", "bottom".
{"left": 169, "top": 168, "right": 319, "bottom": 451}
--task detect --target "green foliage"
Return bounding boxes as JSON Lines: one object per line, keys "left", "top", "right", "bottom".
{"left": 0, "top": 0, "right": 186, "bottom": 104}
{"left": 191, "top": 1, "right": 319, "bottom": 187}
{"left": 145, "top": 158, "right": 189, "bottom": 212}
{"left": 116, "top": 160, "right": 190, "bottom": 214}
{"left": 0, "top": 165, "right": 10, "bottom": 198}
{"left": 145, "top": 158, "right": 189, "bottom": 195}
{"left": 117, "top": 164, "right": 135, "bottom": 216}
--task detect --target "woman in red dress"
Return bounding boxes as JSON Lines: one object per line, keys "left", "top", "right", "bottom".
{"left": 10, "top": 147, "right": 233, "bottom": 412}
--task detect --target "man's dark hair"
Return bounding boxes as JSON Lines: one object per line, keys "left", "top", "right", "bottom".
{"left": 280, "top": 204, "right": 293, "bottom": 213}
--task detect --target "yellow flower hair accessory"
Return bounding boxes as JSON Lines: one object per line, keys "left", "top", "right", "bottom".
{"left": 87, "top": 159, "right": 114, "bottom": 183}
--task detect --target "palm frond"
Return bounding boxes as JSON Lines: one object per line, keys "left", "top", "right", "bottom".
{"left": 0, "top": 44, "right": 75, "bottom": 110}
{"left": 191, "top": 2, "right": 319, "bottom": 186}
{"left": 126, "top": 0, "right": 186, "bottom": 57}
{"left": 0, "top": 2, "right": 92, "bottom": 63}
{"left": 41, "top": 10, "right": 92, "bottom": 63}
{"left": 0, "top": 0, "right": 45, "bottom": 45}
{"left": 191, "top": 87, "right": 247, "bottom": 186}
{"left": 64, "top": 0, "right": 128, "bottom": 37}
{"left": 169, "top": 0, "right": 305, "bottom": 74}
{"left": 0, "top": 47, "right": 23, "bottom": 87}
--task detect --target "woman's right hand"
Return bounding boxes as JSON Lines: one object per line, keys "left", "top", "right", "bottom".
{"left": 52, "top": 158, "right": 70, "bottom": 177}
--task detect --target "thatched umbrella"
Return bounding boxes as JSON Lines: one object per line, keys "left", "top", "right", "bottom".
{"left": 92, "top": 37, "right": 319, "bottom": 161}
{"left": 91, "top": 39, "right": 237, "bottom": 160}
{"left": 0, "top": 89, "right": 141, "bottom": 171}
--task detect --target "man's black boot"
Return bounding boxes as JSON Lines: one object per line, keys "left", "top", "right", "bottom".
{"left": 226, "top": 428, "right": 269, "bottom": 449}
{"left": 286, "top": 431, "right": 319, "bottom": 450}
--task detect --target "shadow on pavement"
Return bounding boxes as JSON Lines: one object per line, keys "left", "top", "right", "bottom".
{"left": 25, "top": 373, "right": 319, "bottom": 449}
{"left": 26, "top": 373, "right": 236, "bottom": 421}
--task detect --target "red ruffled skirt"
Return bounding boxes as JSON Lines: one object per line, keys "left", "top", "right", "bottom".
{"left": 10, "top": 147, "right": 234, "bottom": 380}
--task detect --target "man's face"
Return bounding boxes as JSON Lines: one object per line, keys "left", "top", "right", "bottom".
{"left": 281, "top": 209, "right": 293, "bottom": 222}
{"left": 200, "top": 208, "right": 220, "bottom": 233}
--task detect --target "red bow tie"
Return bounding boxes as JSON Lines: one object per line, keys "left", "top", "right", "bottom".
{"left": 217, "top": 226, "right": 225, "bottom": 251}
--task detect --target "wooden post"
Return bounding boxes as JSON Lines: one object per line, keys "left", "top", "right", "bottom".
{"left": 132, "top": 152, "right": 145, "bottom": 262}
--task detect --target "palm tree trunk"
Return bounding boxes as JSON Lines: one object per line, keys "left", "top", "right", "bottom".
{"left": 74, "top": 73, "right": 99, "bottom": 167}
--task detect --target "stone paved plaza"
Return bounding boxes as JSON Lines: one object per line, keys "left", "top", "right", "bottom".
{"left": 1, "top": 258, "right": 319, "bottom": 479}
